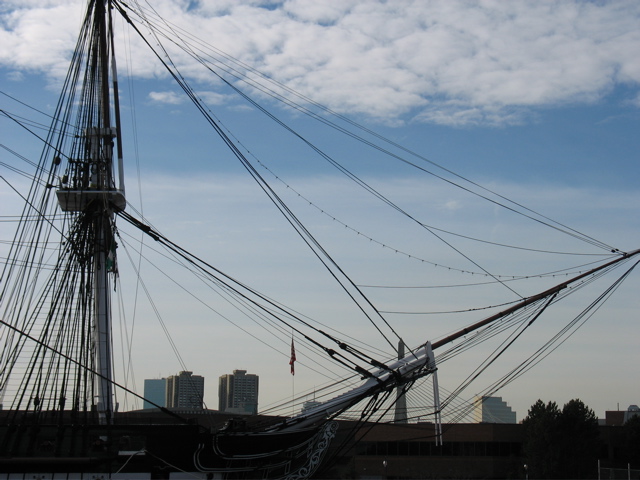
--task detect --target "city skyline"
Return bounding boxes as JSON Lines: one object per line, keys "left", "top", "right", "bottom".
{"left": 139, "top": 371, "right": 637, "bottom": 426}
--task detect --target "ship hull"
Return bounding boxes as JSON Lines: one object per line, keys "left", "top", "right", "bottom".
{"left": 0, "top": 414, "right": 338, "bottom": 479}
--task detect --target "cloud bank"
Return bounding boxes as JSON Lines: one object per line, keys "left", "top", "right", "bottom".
{"left": 2, "top": 1, "right": 640, "bottom": 125}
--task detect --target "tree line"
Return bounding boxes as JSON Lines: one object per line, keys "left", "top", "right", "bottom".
{"left": 522, "top": 398, "right": 640, "bottom": 479}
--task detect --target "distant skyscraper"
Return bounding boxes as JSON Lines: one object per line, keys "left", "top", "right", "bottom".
{"left": 218, "top": 369, "right": 259, "bottom": 414}
{"left": 474, "top": 396, "right": 517, "bottom": 424}
{"left": 166, "top": 371, "right": 205, "bottom": 409}
{"left": 143, "top": 378, "right": 166, "bottom": 409}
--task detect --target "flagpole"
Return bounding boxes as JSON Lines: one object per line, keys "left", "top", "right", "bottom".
{"left": 292, "top": 374, "right": 295, "bottom": 417}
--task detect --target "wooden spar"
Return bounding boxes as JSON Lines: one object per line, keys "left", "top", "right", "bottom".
{"left": 431, "top": 248, "right": 640, "bottom": 351}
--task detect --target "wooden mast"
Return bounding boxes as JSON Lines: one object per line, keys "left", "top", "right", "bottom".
{"left": 54, "top": 0, "right": 126, "bottom": 424}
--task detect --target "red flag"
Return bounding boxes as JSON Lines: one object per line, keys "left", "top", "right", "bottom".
{"left": 289, "top": 338, "right": 296, "bottom": 375}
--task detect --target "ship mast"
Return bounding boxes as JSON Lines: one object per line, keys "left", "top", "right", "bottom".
{"left": 56, "top": 0, "right": 125, "bottom": 425}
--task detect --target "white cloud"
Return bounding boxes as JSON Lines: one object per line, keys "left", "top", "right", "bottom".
{"left": 148, "top": 91, "right": 185, "bottom": 105}
{"left": 1, "top": 1, "right": 640, "bottom": 125}
{"left": 442, "top": 199, "right": 461, "bottom": 211}
{"left": 6, "top": 70, "right": 24, "bottom": 81}
{"left": 198, "top": 90, "right": 228, "bottom": 105}
{"left": 0, "top": 1, "right": 82, "bottom": 79}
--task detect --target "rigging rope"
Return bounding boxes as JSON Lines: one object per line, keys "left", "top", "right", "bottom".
{"left": 117, "top": 208, "right": 397, "bottom": 380}
{"left": 117, "top": 0, "right": 619, "bottom": 255}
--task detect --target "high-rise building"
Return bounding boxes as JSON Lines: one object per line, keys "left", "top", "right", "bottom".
{"left": 473, "top": 396, "right": 517, "bottom": 424}
{"left": 166, "top": 371, "right": 205, "bottom": 409}
{"left": 218, "top": 369, "right": 259, "bottom": 414}
{"left": 143, "top": 378, "right": 166, "bottom": 409}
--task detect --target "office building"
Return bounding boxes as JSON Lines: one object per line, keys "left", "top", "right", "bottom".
{"left": 604, "top": 404, "right": 640, "bottom": 425}
{"left": 473, "top": 396, "right": 517, "bottom": 424}
{"left": 166, "top": 371, "right": 205, "bottom": 409}
{"left": 143, "top": 378, "right": 166, "bottom": 409}
{"left": 219, "top": 369, "right": 259, "bottom": 414}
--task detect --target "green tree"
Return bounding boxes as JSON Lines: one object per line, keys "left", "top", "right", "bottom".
{"left": 557, "top": 399, "right": 601, "bottom": 479}
{"left": 523, "top": 399, "right": 601, "bottom": 479}
{"left": 522, "top": 399, "right": 561, "bottom": 479}
{"left": 623, "top": 414, "right": 640, "bottom": 466}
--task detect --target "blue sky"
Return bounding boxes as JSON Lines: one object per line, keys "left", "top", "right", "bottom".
{"left": 1, "top": 1, "right": 639, "bottom": 421}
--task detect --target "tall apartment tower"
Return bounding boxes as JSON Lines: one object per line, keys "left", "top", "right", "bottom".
{"left": 218, "top": 369, "right": 259, "bottom": 415}
{"left": 166, "top": 371, "right": 205, "bottom": 409}
{"left": 473, "top": 396, "right": 517, "bottom": 424}
{"left": 143, "top": 378, "right": 166, "bottom": 409}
